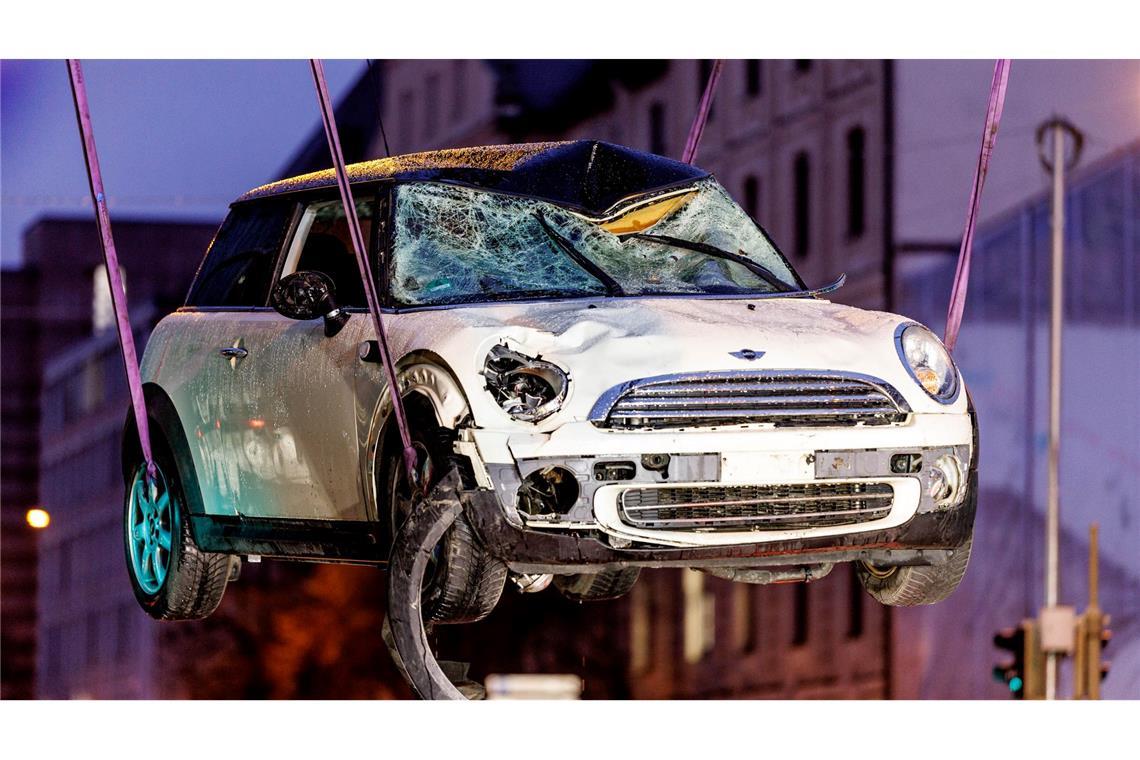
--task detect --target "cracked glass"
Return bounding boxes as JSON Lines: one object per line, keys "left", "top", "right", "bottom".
{"left": 390, "top": 178, "right": 800, "bottom": 306}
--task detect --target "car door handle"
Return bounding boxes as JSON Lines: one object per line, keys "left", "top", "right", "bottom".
{"left": 218, "top": 347, "right": 249, "bottom": 360}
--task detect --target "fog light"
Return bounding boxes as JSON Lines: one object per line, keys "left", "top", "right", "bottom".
{"left": 928, "top": 454, "right": 965, "bottom": 508}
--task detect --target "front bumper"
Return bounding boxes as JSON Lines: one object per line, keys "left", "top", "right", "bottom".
{"left": 459, "top": 405, "right": 978, "bottom": 573}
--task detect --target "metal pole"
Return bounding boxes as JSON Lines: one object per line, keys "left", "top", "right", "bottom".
{"left": 1087, "top": 523, "right": 1101, "bottom": 700}
{"left": 1043, "top": 120, "right": 1065, "bottom": 699}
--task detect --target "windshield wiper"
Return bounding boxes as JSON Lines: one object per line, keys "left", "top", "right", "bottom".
{"left": 630, "top": 232, "right": 796, "bottom": 293}
{"left": 536, "top": 213, "right": 624, "bottom": 297}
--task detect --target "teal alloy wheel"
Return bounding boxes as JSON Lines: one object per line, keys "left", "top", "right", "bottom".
{"left": 126, "top": 463, "right": 175, "bottom": 595}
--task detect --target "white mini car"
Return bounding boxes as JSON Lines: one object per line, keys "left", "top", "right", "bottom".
{"left": 122, "top": 141, "right": 976, "bottom": 629}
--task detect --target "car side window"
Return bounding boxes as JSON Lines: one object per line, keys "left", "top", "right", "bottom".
{"left": 186, "top": 200, "right": 296, "bottom": 307}
{"left": 277, "top": 197, "right": 375, "bottom": 308}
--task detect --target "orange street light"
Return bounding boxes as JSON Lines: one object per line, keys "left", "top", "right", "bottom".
{"left": 26, "top": 508, "right": 51, "bottom": 529}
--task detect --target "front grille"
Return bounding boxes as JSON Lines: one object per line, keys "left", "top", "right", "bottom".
{"left": 619, "top": 481, "right": 894, "bottom": 531}
{"left": 590, "top": 371, "right": 907, "bottom": 430}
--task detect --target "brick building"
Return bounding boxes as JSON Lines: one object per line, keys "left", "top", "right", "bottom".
{"left": 12, "top": 218, "right": 218, "bottom": 698}
{"left": 1, "top": 267, "right": 41, "bottom": 698}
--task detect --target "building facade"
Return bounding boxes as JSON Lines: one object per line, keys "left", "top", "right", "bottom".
{"left": 17, "top": 218, "right": 218, "bottom": 698}
{"left": 1, "top": 267, "right": 41, "bottom": 698}
{"left": 893, "top": 141, "right": 1140, "bottom": 698}
{"left": 359, "top": 58, "right": 896, "bottom": 698}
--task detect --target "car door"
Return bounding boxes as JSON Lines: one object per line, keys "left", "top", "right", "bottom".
{"left": 171, "top": 197, "right": 298, "bottom": 519}
{"left": 218, "top": 191, "right": 381, "bottom": 522}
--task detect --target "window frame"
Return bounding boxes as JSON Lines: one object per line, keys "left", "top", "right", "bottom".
{"left": 182, "top": 197, "right": 301, "bottom": 311}
{"left": 181, "top": 185, "right": 388, "bottom": 313}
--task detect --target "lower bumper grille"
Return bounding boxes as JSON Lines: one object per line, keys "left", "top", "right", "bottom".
{"left": 619, "top": 482, "right": 894, "bottom": 531}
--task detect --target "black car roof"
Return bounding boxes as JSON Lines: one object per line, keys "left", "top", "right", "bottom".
{"left": 237, "top": 140, "right": 709, "bottom": 214}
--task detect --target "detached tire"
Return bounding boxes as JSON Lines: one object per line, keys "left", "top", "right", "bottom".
{"left": 387, "top": 427, "right": 506, "bottom": 624}
{"left": 555, "top": 567, "right": 641, "bottom": 602}
{"left": 857, "top": 537, "right": 972, "bottom": 607}
{"left": 124, "top": 437, "right": 235, "bottom": 621}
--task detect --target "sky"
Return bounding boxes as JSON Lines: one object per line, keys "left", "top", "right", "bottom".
{"left": 1, "top": 59, "right": 365, "bottom": 267}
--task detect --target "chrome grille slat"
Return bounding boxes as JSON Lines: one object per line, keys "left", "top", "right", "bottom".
{"left": 626, "top": 380, "right": 874, "bottom": 397}
{"left": 592, "top": 370, "right": 907, "bottom": 430}
{"left": 608, "top": 406, "right": 900, "bottom": 420}
{"left": 619, "top": 482, "right": 895, "bottom": 531}
{"left": 613, "top": 393, "right": 888, "bottom": 411}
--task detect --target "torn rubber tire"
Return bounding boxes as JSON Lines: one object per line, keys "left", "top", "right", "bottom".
{"left": 425, "top": 506, "right": 507, "bottom": 624}
{"left": 124, "top": 434, "right": 235, "bottom": 621}
{"left": 554, "top": 567, "right": 641, "bottom": 602}
{"left": 386, "top": 428, "right": 505, "bottom": 624}
{"left": 385, "top": 473, "right": 471, "bottom": 700}
{"left": 857, "top": 536, "right": 972, "bottom": 606}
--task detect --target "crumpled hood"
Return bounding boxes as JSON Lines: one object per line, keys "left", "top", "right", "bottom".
{"left": 390, "top": 295, "right": 963, "bottom": 429}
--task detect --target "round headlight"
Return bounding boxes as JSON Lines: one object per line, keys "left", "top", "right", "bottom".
{"left": 897, "top": 324, "right": 958, "bottom": 403}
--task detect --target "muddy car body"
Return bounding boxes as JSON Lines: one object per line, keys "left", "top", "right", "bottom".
{"left": 123, "top": 141, "right": 976, "bottom": 623}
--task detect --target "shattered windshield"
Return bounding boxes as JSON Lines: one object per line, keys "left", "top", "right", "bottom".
{"left": 390, "top": 178, "right": 801, "bottom": 306}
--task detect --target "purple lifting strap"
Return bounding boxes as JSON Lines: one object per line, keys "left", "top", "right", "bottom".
{"left": 309, "top": 60, "right": 420, "bottom": 486}
{"left": 944, "top": 59, "right": 1011, "bottom": 353}
{"left": 66, "top": 60, "right": 156, "bottom": 478}
{"left": 682, "top": 59, "right": 724, "bottom": 165}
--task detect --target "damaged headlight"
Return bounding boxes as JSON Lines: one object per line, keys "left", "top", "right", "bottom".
{"left": 897, "top": 324, "right": 958, "bottom": 403}
{"left": 482, "top": 344, "right": 568, "bottom": 422}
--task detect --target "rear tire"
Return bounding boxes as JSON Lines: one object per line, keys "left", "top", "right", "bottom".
{"left": 554, "top": 567, "right": 641, "bottom": 602}
{"left": 857, "top": 536, "right": 972, "bottom": 607}
{"left": 124, "top": 437, "right": 235, "bottom": 621}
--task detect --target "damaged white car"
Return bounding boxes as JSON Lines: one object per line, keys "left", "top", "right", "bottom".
{"left": 123, "top": 141, "right": 976, "bottom": 628}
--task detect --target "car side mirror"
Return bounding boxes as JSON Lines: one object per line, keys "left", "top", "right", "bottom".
{"left": 270, "top": 270, "right": 350, "bottom": 337}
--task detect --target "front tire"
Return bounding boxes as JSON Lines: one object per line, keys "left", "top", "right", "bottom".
{"left": 386, "top": 425, "right": 505, "bottom": 624}
{"left": 857, "top": 536, "right": 973, "bottom": 606}
{"left": 124, "top": 442, "right": 234, "bottom": 621}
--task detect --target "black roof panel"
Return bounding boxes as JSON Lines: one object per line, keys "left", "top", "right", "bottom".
{"left": 238, "top": 140, "right": 708, "bottom": 214}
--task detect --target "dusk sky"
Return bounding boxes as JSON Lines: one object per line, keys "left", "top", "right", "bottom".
{"left": 1, "top": 59, "right": 365, "bottom": 266}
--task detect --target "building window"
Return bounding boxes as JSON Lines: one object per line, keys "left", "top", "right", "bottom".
{"left": 649, "top": 102, "right": 666, "bottom": 156}
{"left": 743, "top": 175, "right": 760, "bottom": 220}
{"left": 451, "top": 60, "right": 466, "bottom": 120}
{"left": 732, "top": 583, "right": 756, "bottom": 652}
{"left": 682, "top": 569, "right": 715, "bottom": 663}
{"left": 746, "top": 60, "right": 763, "bottom": 97}
{"left": 794, "top": 59, "right": 813, "bottom": 74}
{"left": 85, "top": 611, "right": 101, "bottom": 667}
{"left": 792, "top": 582, "right": 809, "bottom": 645}
{"left": 92, "top": 264, "right": 125, "bottom": 334}
{"left": 630, "top": 581, "right": 651, "bottom": 674}
{"left": 847, "top": 565, "right": 865, "bottom": 638}
{"left": 397, "top": 90, "right": 414, "bottom": 152}
{"left": 424, "top": 74, "right": 441, "bottom": 140}
{"left": 793, "top": 151, "right": 811, "bottom": 259}
{"left": 846, "top": 126, "right": 867, "bottom": 239}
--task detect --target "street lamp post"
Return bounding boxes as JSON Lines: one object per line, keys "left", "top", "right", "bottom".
{"left": 1035, "top": 117, "right": 1083, "bottom": 700}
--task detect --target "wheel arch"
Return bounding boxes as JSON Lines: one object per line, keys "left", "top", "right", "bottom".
{"left": 363, "top": 350, "right": 476, "bottom": 535}
{"left": 121, "top": 383, "right": 208, "bottom": 526}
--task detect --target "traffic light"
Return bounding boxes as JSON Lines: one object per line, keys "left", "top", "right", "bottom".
{"left": 1075, "top": 611, "right": 1112, "bottom": 699}
{"left": 993, "top": 626, "right": 1026, "bottom": 699}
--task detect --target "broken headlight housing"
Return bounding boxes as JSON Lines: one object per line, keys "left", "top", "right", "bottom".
{"left": 897, "top": 324, "right": 959, "bottom": 403}
{"left": 482, "top": 344, "right": 568, "bottom": 422}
